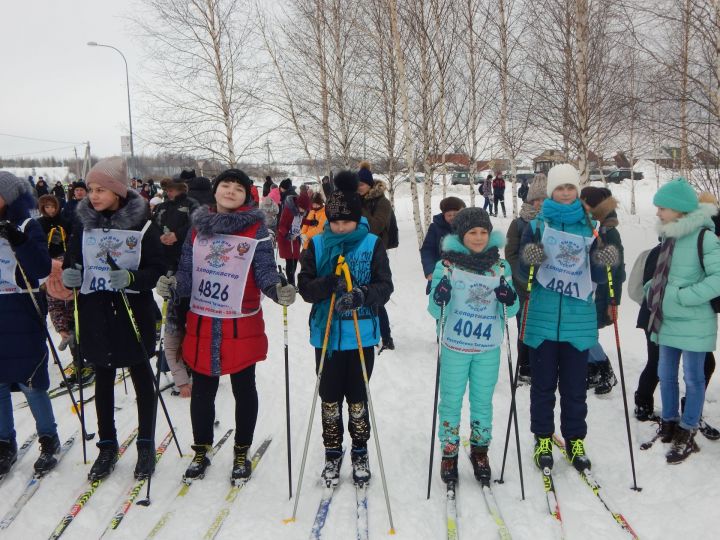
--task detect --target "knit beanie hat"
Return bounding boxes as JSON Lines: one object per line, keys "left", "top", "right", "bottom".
{"left": 279, "top": 178, "right": 293, "bottom": 191}
{"left": 452, "top": 207, "right": 493, "bottom": 241}
{"left": 71, "top": 181, "right": 87, "bottom": 194}
{"left": 358, "top": 160, "right": 375, "bottom": 187}
{"left": 527, "top": 174, "right": 548, "bottom": 202}
{"left": 580, "top": 186, "right": 612, "bottom": 209}
{"left": 546, "top": 163, "right": 580, "bottom": 197}
{"left": 653, "top": 177, "right": 698, "bottom": 213}
{"left": 179, "top": 168, "right": 196, "bottom": 180}
{"left": 326, "top": 171, "right": 363, "bottom": 223}
{"left": 439, "top": 196, "right": 466, "bottom": 213}
{"left": 86, "top": 157, "right": 129, "bottom": 198}
{"left": 0, "top": 171, "right": 33, "bottom": 206}
{"left": 212, "top": 168, "right": 253, "bottom": 195}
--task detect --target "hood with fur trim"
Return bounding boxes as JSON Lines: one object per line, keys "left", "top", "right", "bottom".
{"left": 361, "top": 180, "right": 387, "bottom": 201}
{"left": 657, "top": 203, "right": 717, "bottom": 239}
{"left": 76, "top": 190, "right": 149, "bottom": 230}
{"left": 192, "top": 205, "right": 265, "bottom": 235}
{"left": 587, "top": 196, "right": 619, "bottom": 226}
{"left": 441, "top": 230, "right": 505, "bottom": 254}
{"left": 3, "top": 191, "right": 36, "bottom": 225}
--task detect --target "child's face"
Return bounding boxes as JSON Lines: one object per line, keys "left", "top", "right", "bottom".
{"left": 463, "top": 227, "right": 489, "bottom": 253}
{"left": 329, "top": 220, "right": 357, "bottom": 234}
{"left": 43, "top": 203, "right": 58, "bottom": 217}
{"left": 656, "top": 207, "right": 684, "bottom": 224}
{"left": 88, "top": 184, "right": 120, "bottom": 212}
{"left": 552, "top": 184, "right": 578, "bottom": 204}
{"left": 312, "top": 203, "right": 322, "bottom": 211}
{"left": 443, "top": 210, "right": 459, "bottom": 224}
{"left": 215, "top": 181, "right": 246, "bottom": 212}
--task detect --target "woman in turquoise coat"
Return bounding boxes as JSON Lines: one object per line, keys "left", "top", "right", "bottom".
{"left": 428, "top": 208, "right": 519, "bottom": 484}
{"left": 646, "top": 178, "right": 720, "bottom": 463}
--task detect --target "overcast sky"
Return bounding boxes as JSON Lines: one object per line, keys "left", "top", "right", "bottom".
{"left": 1, "top": 1, "right": 147, "bottom": 160}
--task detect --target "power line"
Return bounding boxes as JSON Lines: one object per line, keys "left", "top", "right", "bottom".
{"left": 1, "top": 145, "right": 80, "bottom": 158}
{"left": 0, "top": 132, "right": 85, "bottom": 145}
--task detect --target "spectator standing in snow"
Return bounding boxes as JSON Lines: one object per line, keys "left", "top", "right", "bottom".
{"left": 480, "top": 174, "right": 493, "bottom": 213}
{"left": 321, "top": 175, "right": 334, "bottom": 199}
{"left": 277, "top": 188, "right": 309, "bottom": 286}
{"left": 492, "top": 173, "right": 506, "bottom": 218}
{"left": 35, "top": 177, "right": 49, "bottom": 197}
{"left": 420, "top": 196, "right": 466, "bottom": 294}
{"left": 52, "top": 181, "right": 67, "bottom": 208}
{"left": 262, "top": 175, "right": 275, "bottom": 198}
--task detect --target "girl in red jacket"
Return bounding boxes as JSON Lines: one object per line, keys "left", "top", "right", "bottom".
{"left": 277, "top": 190, "right": 310, "bottom": 285}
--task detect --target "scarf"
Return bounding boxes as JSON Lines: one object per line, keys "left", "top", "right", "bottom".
{"left": 647, "top": 238, "right": 676, "bottom": 334}
{"left": 519, "top": 202, "right": 539, "bottom": 222}
{"left": 542, "top": 198, "right": 587, "bottom": 224}
{"left": 440, "top": 246, "right": 500, "bottom": 274}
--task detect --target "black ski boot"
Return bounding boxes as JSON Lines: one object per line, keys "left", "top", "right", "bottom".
{"left": 586, "top": 362, "right": 600, "bottom": 389}
{"left": 134, "top": 439, "right": 156, "bottom": 480}
{"left": 634, "top": 393, "right": 655, "bottom": 422}
{"left": 321, "top": 447, "right": 343, "bottom": 486}
{"left": 660, "top": 420, "right": 678, "bottom": 443}
{"left": 231, "top": 445, "right": 251, "bottom": 484}
{"left": 88, "top": 440, "right": 119, "bottom": 481}
{"left": 184, "top": 444, "right": 211, "bottom": 482}
{"left": 666, "top": 427, "right": 699, "bottom": 464}
{"left": 699, "top": 419, "right": 720, "bottom": 441}
{"left": 351, "top": 447, "right": 371, "bottom": 485}
{"left": 533, "top": 435, "right": 553, "bottom": 471}
{"left": 567, "top": 438, "right": 591, "bottom": 472}
{"left": 594, "top": 358, "right": 617, "bottom": 395}
{"left": 440, "top": 455, "right": 458, "bottom": 484}
{"left": 517, "top": 362, "right": 531, "bottom": 385}
{"left": 34, "top": 434, "right": 61, "bottom": 475}
{"left": 0, "top": 439, "right": 18, "bottom": 476}
{"left": 469, "top": 445, "right": 491, "bottom": 485}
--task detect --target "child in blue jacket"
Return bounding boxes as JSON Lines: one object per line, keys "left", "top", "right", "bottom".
{"left": 428, "top": 207, "right": 519, "bottom": 483}
{"left": 519, "top": 164, "right": 619, "bottom": 472}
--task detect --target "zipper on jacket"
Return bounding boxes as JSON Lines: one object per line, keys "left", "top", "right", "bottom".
{"left": 556, "top": 223, "right": 564, "bottom": 341}
{"left": 233, "top": 318, "right": 238, "bottom": 338}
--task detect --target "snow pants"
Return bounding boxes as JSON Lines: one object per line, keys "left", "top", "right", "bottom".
{"left": 438, "top": 346, "right": 501, "bottom": 456}
{"left": 530, "top": 340, "right": 588, "bottom": 440}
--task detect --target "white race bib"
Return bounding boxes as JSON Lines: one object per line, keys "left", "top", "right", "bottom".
{"left": 80, "top": 222, "right": 149, "bottom": 295}
{"left": 442, "top": 268, "right": 502, "bottom": 354}
{"left": 190, "top": 233, "right": 261, "bottom": 319}
{"left": 290, "top": 214, "right": 303, "bottom": 237}
{"left": 0, "top": 219, "right": 41, "bottom": 295}
{"left": 535, "top": 226, "right": 595, "bottom": 302}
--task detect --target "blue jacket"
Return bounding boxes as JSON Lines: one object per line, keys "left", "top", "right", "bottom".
{"left": 519, "top": 209, "right": 606, "bottom": 351}
{"left": 0, "top": 192, "right": 52, "bottom": 389}
{"left": 420, "top": 213, "right": 453, "bottom": 277}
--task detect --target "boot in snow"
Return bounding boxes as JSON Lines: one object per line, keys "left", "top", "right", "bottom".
{"left": 586, "top": 362, "right": 600, "bottom": 389}
{"left": 88, "top": 440, "right": 119, "bottom": 481}
{"left": 34, "top": 434, "right": 61, "bottom": 475}
{"left": 567, "top": 438, "right": 591, "bottom": 472}
{"left": 594, "top": 358, "right": 617, "bottom": 395}
{"left": 351, "top": 447, "right": 371, "bottom": 485}
{"left": 440, "top": 455, "right": 458, "bottom": 484}
{"left": 699, "top": 419, "right": 720, "bottom": 441}
{"left": 134, "top": 439, "right": 156, "bottom": 480}
{"left": 634, "top": 393, "right": 656, "bottom": 422}
{"left": 660, "top": 420, "right": 678, "bottom": 443}
{"left": 0, "top": 439, "right": 18, "bottom": 476}
{"left": 517, "top": 362, "right": 531, "bottom": 385}
{"left": 666, "top": 427, "right": 699, "bottom": 464}
{"left": 469, "top": 445, "right": 491, "bottom": 485}
{"left": 184, "top": 444, "right": 212, "bottom": 482}
{"left": 533, "top": 435, "right": 553, "bottom": 471}
{"left": 231, "top": 444, "right": 251, "bottom": 484}
{"left": 321, "top": 447, "right": 343, "bottom": 486}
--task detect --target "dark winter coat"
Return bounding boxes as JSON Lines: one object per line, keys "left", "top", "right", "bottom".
{"left": 64, "top": 191, "right": 166, "bottom": 369}
{"left": 52, "top": 184, "right": 66, "bottom": 202}
{"left": 480, "top": 177, "right": 493, "bottom": 198}
{"left": 321, "top": 178, "right": 335, "bottom": 199}
{"left": 277, "top": 195, "right": 304, "bottom": 260}
{"left": 36, "top": 213, "right": 71, "bottom": 258}
{"left": 175, "top": 206, "right": 280, "bottom": 376}
{"left": 262, "top": 178, "right": 275, "bottom": 198}
{"left": 0, "top": 192, "right": 52, "bottom": 389}
{"left": 420, "top": 213, "right": 453, "bottom": 277}
{"left": 152, "top": 193, "right": 200, "bottom": 272}
{"left": 505, "top": 211, "right": 535, "bottom": 305}
{"left": 35, "top": 181, "right": 49, "bottom": 197}
{"left": 61, "top": 198, "right": 82, "bottom": 233}
{"left": 186, "top": 176, "right": 214, "bottom": 206}
{"left": 492, "top": 177, "right": 506, "bottom": 199}
{"left": 518, "top": 181, "right": 529, "bottom": 202}
{"left": 361, "top": 181, "right": 393, "bottom": 249}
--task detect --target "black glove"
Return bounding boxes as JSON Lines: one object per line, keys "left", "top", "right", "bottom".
{"left": 521, "top": 243, "right": 546, "bottom": 266}
{"left": 308, "top": 219, "right": 319, "bottom": 227}
{"left": 335, "top": 287, "right": 366, "bottom": 313}
{"left": 494, "top": 278, "right": 517, "bottom": 306}
{"left": 592, "top": 244, "right": 620, "bottom": 267}
{"left": 433, "top": 275, "right": 452, "bottom": 306}
{"left": 0, "top": 221, "right": 28, "bottom": 247}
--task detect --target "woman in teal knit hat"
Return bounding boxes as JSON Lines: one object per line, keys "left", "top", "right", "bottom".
{"left": 647, "top": 178, "right": 720, "bottom": 463}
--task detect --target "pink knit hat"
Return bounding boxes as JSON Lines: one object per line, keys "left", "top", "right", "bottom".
{"left": 86, "top": 157, "right": 129, "bottom": 198}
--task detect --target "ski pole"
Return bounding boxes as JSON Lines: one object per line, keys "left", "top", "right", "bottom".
{"left": 13, "top": 259, "right": 95, "bottom": 464}
{"left": 285, "top": 258, "right": 344, "bottom": 523}
{"left": 106, "top": 255, "right": 182, "bottom": 458}
{"left": 340, "top": 261, "right": 396, "bottom": 534}
{"left": 72, "top": 288, "right": 90, "bottom": 464}
{"left": 278, "top": 265, "right": 293, "bottom": 501}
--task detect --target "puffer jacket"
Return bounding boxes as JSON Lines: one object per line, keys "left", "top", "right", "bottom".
{"left": 277, "top": 195, "right": 304, "bottom": 259}
{"left": 420, "top": 213, "right": 453, "bottom": 277}
{"left": 301, "top": 206, "right": 327, "bottom": 249}
{"left": 361, "top": 182, "right": 392, "bottom": 248}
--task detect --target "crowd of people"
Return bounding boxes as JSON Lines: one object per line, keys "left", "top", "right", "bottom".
{"left": 0, "top": 158, "right": 718, "bottom": 495}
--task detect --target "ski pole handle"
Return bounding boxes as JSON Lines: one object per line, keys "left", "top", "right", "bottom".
{"left": 277, "top": 265, "right": 288, "bottom": 287}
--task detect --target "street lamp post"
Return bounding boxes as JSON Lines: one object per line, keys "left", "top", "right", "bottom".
{"left": 87, "top": 41, "right": 134, "bottom": 174}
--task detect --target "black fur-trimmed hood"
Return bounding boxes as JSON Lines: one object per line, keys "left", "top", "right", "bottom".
{"left": 192, "top": 205, "right": 265, "bottom": 235}
{"left": 76, "top": 190, "right": 149, "bottom": 230}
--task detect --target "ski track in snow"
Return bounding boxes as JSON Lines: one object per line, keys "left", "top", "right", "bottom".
{"left": 3, "top": 174, "right": 720, "bottom": 539}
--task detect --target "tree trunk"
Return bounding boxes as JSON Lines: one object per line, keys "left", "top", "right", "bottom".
{"left": 575, "top": 0, "right": 590, "bottom": 184}
{"left": 316, "top": 0, "right": 332, "bottom": 180}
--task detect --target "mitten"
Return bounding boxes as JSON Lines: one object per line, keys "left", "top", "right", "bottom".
{"left": 156, "top": 275, "right": 177, "bottom": 299}
{"left": 494, "top": 279, "right": 517, "bottom": 306}
{"left": 335, "top": 287, "right": 366, "bottom": 312}
{"left": 109, "top": 269, "right": 133, "bottom": 290}
{"left": 433, "top": 275, "right": 452, "bottom": 306}
{"left": 592, "top": 244, "right": 620, "bottom": 267}
{"left": 276, "top": 283, "right": 297, "bottom": 306}
{"left": 0, "top": 221, "right": 27, "bottom": 247}
{"left": 62, "top": 264, "right": 83, "bottom": 288}
{"left": 521, "top": 243, "right": 547, "bottom": 265}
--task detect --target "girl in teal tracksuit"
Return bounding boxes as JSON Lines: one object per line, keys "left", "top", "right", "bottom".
{"left": 428, "top": 207, "right": 519, "bottom": 484}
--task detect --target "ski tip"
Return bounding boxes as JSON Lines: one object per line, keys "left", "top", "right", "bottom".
{"left": 389, "top": 528, "right": 397, "bottom": 535}
{"left": 282, "top": 517, "right": 296, "bottom": 524}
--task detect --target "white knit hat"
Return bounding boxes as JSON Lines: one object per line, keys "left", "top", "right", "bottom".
{"left": 546, "top": 164, "right": 580, "bottom": 197}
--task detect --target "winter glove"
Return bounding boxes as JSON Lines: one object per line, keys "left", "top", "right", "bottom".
{"left": 275, "top": 283, "right": 297, "bottom": 306}
{"left": 62, "top": 264, "right": 83, "bottom": 288}
{"left": 156, "top": 275, "right": 177, "bottom": 299}
{"left": 307, "top": 219, "right": 319, "bottom": 227}
{"left": 521, "top": 243, "right": 547, "bottom": 266}
{"left": 335, "top": 286, "right": 366, "bottom": 313}
{"left": 494, "top": 278, "right": 517, "bottom": 306}
{"left": 109, "top": 269, "right": 133, "bottom": 290}
{"left": 58, "top": 331, "right": 76, "bottom": 352}
{"left": 0, "top": 221, "right": 28, "bottom": 247}
{"left": 433, "top": 275, "right": 452, "bottom": 306}
{"left": 592, "top": 244, "right": 620, "bottom": 267}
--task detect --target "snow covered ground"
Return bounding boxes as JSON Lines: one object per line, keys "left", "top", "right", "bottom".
{"left": 3, "top": 174, "right": 720, "bottom": 539}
